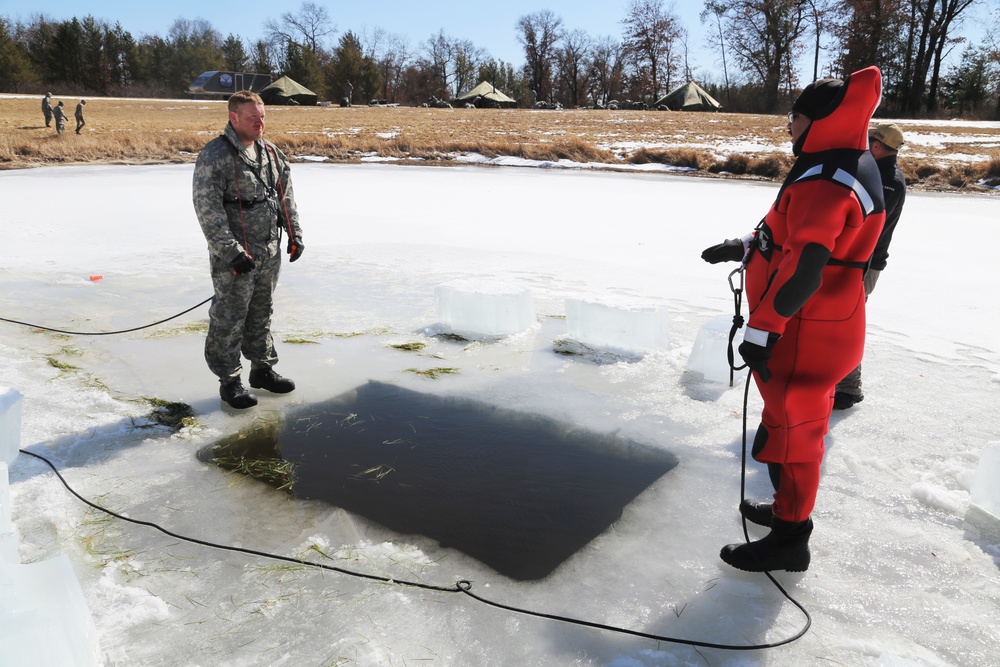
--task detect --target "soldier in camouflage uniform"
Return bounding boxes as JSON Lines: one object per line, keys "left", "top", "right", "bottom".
{"left": 42, "top": 93, "right": 53, "bottom": 127}
{"left": 53, "top": 101, "right": 68, "bottom": 135}
{"left": 192, "top": 91, "right": 304, "bottom": 409}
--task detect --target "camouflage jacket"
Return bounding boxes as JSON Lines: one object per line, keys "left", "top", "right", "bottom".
{"left": 192, "top": 122, "right": 302, "bottom": 264}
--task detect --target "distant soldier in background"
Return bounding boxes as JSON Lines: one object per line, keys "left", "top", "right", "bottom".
{"left": 75, "top": 100, "right": 86, "bottom": 134}
{"left": 41, "top": 92, "right": 53, "bottom": 127}
{"left": 52, "top": 101, "right": 68, "bottom": 135}
{"left": 343, "top": 80, "right": 353, "bottom": 106}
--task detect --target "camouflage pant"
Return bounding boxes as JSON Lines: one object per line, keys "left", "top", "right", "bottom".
{"left": 835, "top": 269, "right": 882, "bottom": 396}
{"left": 205, "top": 251, "right": 281, "bottom": 382}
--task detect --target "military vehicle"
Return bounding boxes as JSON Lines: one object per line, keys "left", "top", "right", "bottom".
{"left": 188, "top": 71, "right": 273, "bottom": 96}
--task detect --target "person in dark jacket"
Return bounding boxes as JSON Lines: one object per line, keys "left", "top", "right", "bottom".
{"left": 834, "top": 122, "right": 907, "bottom": 409}
{"left": 701, "top": 67, "right": 886, "bottom": 572}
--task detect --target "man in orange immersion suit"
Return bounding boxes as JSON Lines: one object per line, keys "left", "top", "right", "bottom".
{"left": 701, "top": 66, "right": 886, "bottom": 572}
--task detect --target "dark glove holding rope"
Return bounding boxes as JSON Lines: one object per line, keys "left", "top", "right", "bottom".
{"left": 701, "top": 238, "right": 745, "bottom": 264}
{"left": 231, "top": 252, "right": 255, "bottom": 275}
{"left": 738, "top": 327, "right": 780, "bottom": 383}
{"left": 287, "top": 237, "right": 304, "bottom": 262}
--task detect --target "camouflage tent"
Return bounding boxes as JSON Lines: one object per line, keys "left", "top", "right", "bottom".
{"left": 259, "top": 76, "right": 318, "bottom": 106}
{"left": 655, "top": 81, "right": 722, "bottom": 112}
{"left": 453, "top": 81, "right": 517, "bottom": 108}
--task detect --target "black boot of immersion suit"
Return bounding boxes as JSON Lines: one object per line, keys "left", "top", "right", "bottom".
{"left": 739, "top": 499, "right": 774, "bottom": 527}
{"left": 720, "top": 517, "right": 813, "bottom": 572}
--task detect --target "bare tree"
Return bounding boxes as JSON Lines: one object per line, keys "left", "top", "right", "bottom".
{"left": 249, "top": 39, "right": 275, "bottom": 74}
{"left": 700, "top": 1, "right": 732, "bottom": 106}
{"left": 517, "top": 10, "right": 563, "bottom": 103}
{"left": 714, "top": 0, "right": 807, "bottom": 113}
{"left": 588, "top": 35, "right": 626, "bottom": 106}
{"left": 829, "top": 0, "right": 907, "bottom": 108}
{"left": 799, "top": 0, "right": 834, "bottom": 81}
{"left": 360, "top": 27, "right": 411, "bottom": 102}
{"left": 621, "top": 0, "right": 682, "bottom": 102}
{"left": 555, "top": 29, "right": 593, "bottom": 106}
{"left": 910, "top": 0, "right": 977, "bottom": 114}
{"left": 420, "top": 29, "right": 455, "bottom": 98}
{"left": 263, "top": 2, "right": 334, "bottom": 54}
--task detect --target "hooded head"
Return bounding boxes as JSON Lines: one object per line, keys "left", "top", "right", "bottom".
{"left": 791, "top": 67, "right": 882, "bottom": 156}
{"left": 792, "top": 78, "right": 845, "bottom": 121}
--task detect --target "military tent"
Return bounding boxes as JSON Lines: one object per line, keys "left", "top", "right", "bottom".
{"left": 259, "top": 76, "right": 318, "bottom": 106}
{"left": 453, "top": 81, "right": 517, "bottom": 108}
{"left": 656, "top": 81, "right": 722, "bottom": 112}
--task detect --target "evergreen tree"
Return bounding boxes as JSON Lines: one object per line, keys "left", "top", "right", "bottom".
{"left": 282, "top": 39, "right": 326, "bottom": 98}
{"left": 0, "top": 18, "right": 36, "bottom": 92}
{"left": 326, "top": 31, "right": 382, "bottom": 103}
{"left": 222, "top": 34, "right": 249, "bottom": 72}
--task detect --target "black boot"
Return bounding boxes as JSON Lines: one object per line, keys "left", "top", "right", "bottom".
{"left": 739, "top": 499, "right": 774, "bottom": 527}
{"left": 248, "top": 367, "right": 295, "bottom": 394}
{"left": 833, "top": 391, "right": 863, "bottom": 410}
{"left": 220, "top": 379, "right": 258, "bottom": 409}
{"left": 720, "top": 517, "right": 813, "bottom": 572}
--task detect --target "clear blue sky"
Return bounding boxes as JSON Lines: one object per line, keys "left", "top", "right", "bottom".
{"left": 1, "top": 1, "right": 991, "bottom": 84}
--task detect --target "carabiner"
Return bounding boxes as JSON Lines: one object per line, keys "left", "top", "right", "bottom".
{"left": 728, "top": 265, "right": 745, "bottom": 296}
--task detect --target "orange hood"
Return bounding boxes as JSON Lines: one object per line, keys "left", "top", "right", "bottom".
{"left": 795, "top": 66, "right": 882, "bottom": 155}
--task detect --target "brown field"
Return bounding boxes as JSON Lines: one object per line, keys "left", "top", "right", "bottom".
{"left": 3, "top": 94, "right": 1000, "bottom": 192}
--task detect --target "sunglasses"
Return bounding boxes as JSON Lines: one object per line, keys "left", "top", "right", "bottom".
{"left": 787, "top": 112, "right": 801, "bottom": 123}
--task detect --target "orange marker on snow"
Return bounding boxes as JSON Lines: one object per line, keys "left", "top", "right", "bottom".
{"left": 89, "top": 275, "right": 103, "bottom": 281}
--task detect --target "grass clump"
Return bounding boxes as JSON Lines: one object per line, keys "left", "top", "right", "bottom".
{"left": 142, "top": 397, "right": 197, "bottom": 430}
{"left": 389, "top": 341, "right": 427, "bottom": 351}
{"left": 200, "top": 418, "right": 296, "bottom": 491}
{"left": 404, "top": 367, "right": 459, "bottom": 379}
{"left": 708, "top": 153, "right": 791, "bottom": 178}
{"left": 629, "top": 147, "right": 708, "bottom": 169}
{"left": 216, "top": 457, "right": 296, "bottom": 491}
{"left": 46, "top": 355, "right": 79, "bottom": 373}
{"left": 145, "top": 322, "right": 208, "bottom": 339}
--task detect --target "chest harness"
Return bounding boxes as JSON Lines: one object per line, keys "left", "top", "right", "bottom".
{"left": 227, "top": 140, "right": 296, "bottom": 259}
{"left": 724, "top": 162, "right": 879, "bottom": 385}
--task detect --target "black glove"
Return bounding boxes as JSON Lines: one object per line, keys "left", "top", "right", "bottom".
{"left": 287, "top": 237, "right": 304, "bottom": 262}
{"left": 738, "top": 328, "right": 780, "bottom": 383}
{"left": 231, "top": 252, "right": 255, "bottom": 275}
{"left": 701, "top": 238, "right": 745, "bottom": 264}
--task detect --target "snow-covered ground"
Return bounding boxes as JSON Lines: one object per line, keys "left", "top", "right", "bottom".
{"left": 1, "top": 162, "right": 998, "bottom": 666}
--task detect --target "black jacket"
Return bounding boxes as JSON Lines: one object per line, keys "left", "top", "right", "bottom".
{"left": 870, "top": 154, "right": 906, "bottom": 271}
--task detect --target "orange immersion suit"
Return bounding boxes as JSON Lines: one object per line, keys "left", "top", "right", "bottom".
{"left": 744, "top": 66, "right": 886, "bottom": 523}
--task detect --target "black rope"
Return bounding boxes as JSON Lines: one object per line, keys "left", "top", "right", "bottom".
{"left": 735, "top": 377, "right": 812, "bottom": 640}
{"left": 18, "top": 447, "right": 810, "bottom": 651}
{"left": 727, "top": 267, "right": 748, "bottom": 387}
{"left": 726, "top": 266, "right": 812, "bottom": 642}
{"left": 0, "top": 296, "right": 213, "bottom": 336}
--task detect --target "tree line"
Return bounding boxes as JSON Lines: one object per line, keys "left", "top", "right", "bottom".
{"left": 0, "top": 0, "right": 996, "bottom": 117}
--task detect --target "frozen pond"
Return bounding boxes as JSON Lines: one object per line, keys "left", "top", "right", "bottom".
{"left": 1, "top": 163, "right": 998, "bottom": 666}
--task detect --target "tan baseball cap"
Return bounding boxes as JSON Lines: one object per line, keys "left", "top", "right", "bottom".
{"left": 869, "top": 123, "right": 905, "bottom": 150}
